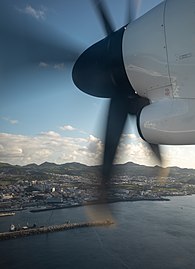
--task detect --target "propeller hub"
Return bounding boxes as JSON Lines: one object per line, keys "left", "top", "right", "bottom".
{"left": 72, "top": 27, "right": 134, "bottom": 98}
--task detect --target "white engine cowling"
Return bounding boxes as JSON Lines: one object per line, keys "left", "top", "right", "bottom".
{"left": 122, "top": 0, "right": 195, "bottom": 145}
{"left": 138, "top": 99, "right": 195, "bottom": 145}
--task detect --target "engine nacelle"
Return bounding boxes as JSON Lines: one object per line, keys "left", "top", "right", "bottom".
{"left": 123, "top": 0, "right": 195, "bottom": 100}
{"left": 122, "top": 0, "right": 195, "bottom": 144}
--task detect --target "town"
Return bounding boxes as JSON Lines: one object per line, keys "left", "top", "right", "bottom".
{"left": 1, "top": 162, "right": 195, "bottom": 213}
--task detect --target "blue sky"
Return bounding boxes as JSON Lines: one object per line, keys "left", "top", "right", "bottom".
{"left": 1, "top": 0, "right": 195, "bottom": 168}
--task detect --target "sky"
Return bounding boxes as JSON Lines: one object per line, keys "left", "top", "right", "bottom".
{"left": 1, "top": 0, "right": 195, "bottom": 169}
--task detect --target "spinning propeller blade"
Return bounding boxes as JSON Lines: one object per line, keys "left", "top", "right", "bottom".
{"left": 89, "top": 1, "right": 163, "bottom": 201}
{"left": 0, "top": 2, "right": 83, "bottom": 75}
{"left": 2, "top": 0, "right": 163, "bottom": 206}
{"left": 93, "top": 0, "right": 114, "bottom": 35}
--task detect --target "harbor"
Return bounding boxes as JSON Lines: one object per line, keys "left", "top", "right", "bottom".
{"left": 0, "top": 220, "right": 114, "bottom": 241}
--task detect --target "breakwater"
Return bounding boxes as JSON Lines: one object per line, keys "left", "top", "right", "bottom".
{"left": 0, "top": 212, "right": 15, "bottom": 217}
{"left": 0, "top": 220, "right": 114, "bottom": 241}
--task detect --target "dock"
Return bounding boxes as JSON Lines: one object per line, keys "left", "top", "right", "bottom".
{"left": 0, "top": 220, "right": 114, "bottom": 241}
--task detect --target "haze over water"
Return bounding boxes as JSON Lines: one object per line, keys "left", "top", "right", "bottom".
{"left": 1, "top": 195, "right": 195, "bottom": 269}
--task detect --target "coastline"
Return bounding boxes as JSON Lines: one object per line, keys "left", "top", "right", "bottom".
{"left": 30, "top": 196, "right": 170, "bottom": 213}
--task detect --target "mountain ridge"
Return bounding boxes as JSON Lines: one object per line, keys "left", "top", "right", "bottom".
{"left": 0, "top": 160, "right": 194, "bottom": 175}
{"left": 0, "top": 161, "right": 195, "bottom": 184}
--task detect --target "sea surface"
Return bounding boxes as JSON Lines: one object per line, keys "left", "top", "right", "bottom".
{"left": 1, "top": 195, "right": 195, "bottom": 269}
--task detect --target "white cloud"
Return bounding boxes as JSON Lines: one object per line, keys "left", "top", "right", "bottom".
{"left": 87, "top": 135, "right": 103, "bottom": 155}
{"left": 39, "top": 62, "right": 49, "bottom": 68}
{"left": 116, "top": 138, "right": 195, "bottom": 169}
{"left": 60, "top": 125, "right": 88, "bottom": 135}
{"left": 1, "top": 117, "right": 19, "bottom": 125}
{"left": 40, "top": 131, "right": 61, "bottom": 137}
{"left": 39, "top": 62, "right": 65, "bottom": 70}
{"left": 16, "top": 5, "right": 46, "bottom": 20}
{"left": 161, "top": 145, "right": 195, "bottom": 169}
{"left": 116, "top": 140, "right": 153, "bottom": 165}
{"left": 54, "top": 63, "right": 65, "bottom": 70}
{"left": 60, "top": 125, "right": 76, "bottom": 132}
{"left": 10, "top": 119, "right": 18, "bottom": 124}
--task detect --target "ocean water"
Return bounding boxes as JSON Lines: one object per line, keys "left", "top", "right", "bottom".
{"left": 1, "top": 196, "right": 195, "bottom": 269}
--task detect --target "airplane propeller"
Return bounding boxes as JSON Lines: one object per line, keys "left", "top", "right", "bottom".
{"left": 1, "top": 0, "right": 162, "bottom": 203}
{"left": 73, "top": 0, "right": 162, "bottom": 201}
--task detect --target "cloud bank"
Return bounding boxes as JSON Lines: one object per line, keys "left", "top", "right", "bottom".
{"left": 0, "top": 131, "right": 195, "bottom": 168}
{"left": 0, "top": 132, "right": 102, "bottom": 166}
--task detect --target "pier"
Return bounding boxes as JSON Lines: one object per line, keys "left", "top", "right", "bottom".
{"left": 0, "top": 220, "right": 114, "bottom": 241}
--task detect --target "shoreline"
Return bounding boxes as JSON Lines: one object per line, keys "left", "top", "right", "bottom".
{"left": 30, "top": 196, "right": 170, "bottom": 213}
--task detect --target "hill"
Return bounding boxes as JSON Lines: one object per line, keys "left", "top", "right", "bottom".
{"left": 0, "top": 161, "right": 195, "bottom": 184}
